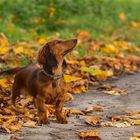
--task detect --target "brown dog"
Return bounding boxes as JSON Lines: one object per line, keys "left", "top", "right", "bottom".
{"left": 0, "top": 39, "right": 77, "bottom": 124}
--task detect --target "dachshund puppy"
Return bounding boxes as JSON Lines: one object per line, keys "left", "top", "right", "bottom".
{"left": 0, "top": 39, "right": 77, "bottom": 124}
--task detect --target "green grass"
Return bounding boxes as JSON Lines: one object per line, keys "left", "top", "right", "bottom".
{"left": 0, "top": 0, "right": 140, "bottom": 44}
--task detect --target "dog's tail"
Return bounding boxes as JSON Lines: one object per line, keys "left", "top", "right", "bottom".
{"left": 0, "top": 67, "right": 23, "bottom": 76}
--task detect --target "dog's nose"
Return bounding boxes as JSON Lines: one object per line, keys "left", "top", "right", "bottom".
{"left": 73, "top": 38, "right": 77, "bottom": 43}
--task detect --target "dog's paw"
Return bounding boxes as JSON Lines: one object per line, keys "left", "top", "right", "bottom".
{"left": 57, "top": 117, "right": 68, "bottom": 124}
{"left": 60, "top": 119, "right": 68, "bottom": 124}
{"left": 38, "top": 119, "right": 50, "bottom": 125}
{"left": 44, "top": 120, "right": 50, "bottom": 125}
{"left": 38, "top": 113, "right": 50, "bottom": 125}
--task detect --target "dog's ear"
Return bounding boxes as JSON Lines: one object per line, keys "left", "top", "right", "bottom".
{"left": 46, "top": 48, "right": 57, "bottom": 68}
{"left": 37, "top": 44, "right": 47, "bottom": 65}
{"left": 37, "top": 43, "right": 57, "bottom": 68}
{"left": 62, "top": 59, "right": 67, "bottom": 69}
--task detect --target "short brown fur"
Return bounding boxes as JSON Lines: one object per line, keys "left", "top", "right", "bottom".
{"left": 1, "top": 39, "right": 77, "bottom": 124}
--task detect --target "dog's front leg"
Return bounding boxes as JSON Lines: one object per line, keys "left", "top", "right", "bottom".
{"left": 35, "top": 95, "right": 49, "bottom": 124}
{"left": 55, "top": 97, "right": 67, "bottom": 124}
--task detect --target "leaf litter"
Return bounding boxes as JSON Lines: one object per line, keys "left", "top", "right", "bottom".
{"left": 0, "top": 32, "right": 140, "bottom": 134}
{"left": 79, "top": 129, "right": 101, "bottom": 140}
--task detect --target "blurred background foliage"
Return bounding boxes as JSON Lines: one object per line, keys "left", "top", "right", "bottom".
{"left": 0, "top": 0, "right": 140, "bottom": 44}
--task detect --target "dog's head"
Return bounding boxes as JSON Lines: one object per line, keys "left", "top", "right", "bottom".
{"left": 37, "top": 39, "right": 77, "bottom": 75}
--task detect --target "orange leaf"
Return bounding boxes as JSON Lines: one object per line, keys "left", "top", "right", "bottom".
{"left": 79, "top": 130, "right": 101, "bottom": 139}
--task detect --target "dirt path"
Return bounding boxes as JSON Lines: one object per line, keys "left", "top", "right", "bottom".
{"left": 0, "top": 72, "right": 140, "bottom": 140}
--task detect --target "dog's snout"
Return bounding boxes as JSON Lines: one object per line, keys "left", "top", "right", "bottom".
{"left": 73, "top": 38, "right": 77, "bottom": 44}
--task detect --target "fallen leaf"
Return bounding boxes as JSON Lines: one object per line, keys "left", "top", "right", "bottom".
{"left": 79, "top": 130, "right": 101, "bottom": 140}
{"left": 127, "top": 111, "right": 140, "bottom": 116}
{"left": 2, "top": 123, "right": 22, "bottom": 133}
{"left": 131, "top": 21, "right": 140, "bottom": 28}
{"left": 37, "top": 38, "right": 47, "bottom": 45}
{"left": 119, "top": 11, "right": 126, "bottom": 21}
{"left": 14, "top": 46, "right": 24, "bottom": 54}
{"left": 6, "top": 117, "right": 18, "bottom": 123}
{"left": 114, "top": 121, "right": 131, "bottom": 128}
{"left": 64, "top": 93, "right": 74, "bottom": 102}
{"left": 103, "top": 89, "right": 128, "bottom": 95}
{"left": 19, "top": 96, "right": 33, "bottom": 107}
{"left": 111, "top": 116, "right": 130, "bottom": 121}
{"left": 103, "top": 44, "right": 119, "bottom": 54}
{"left": 0, "top": 79, "right": 12, "bottom": 88}
{"left": 114, "top": 41, "right": 129, "bottom": 50}
{"left": 77, "top": 31, "right": 89, "bottom": 40}
{"left": 67, "top": 108, "right": 85, "bottom": 115}
{"left": 64, "top": 74, "right": 81, "bottom": 83}
{"left": 3, "top": 107, "right": 16, "bottom": 115}
{"left": 23, "top": 120, "right": 36, "bottom": 128}
{"left": 85, "top": 116, "right": 101, "bottom": 126}
{"left": 130, "top": 137, "right": 140, "bottom": 140}
{"left": 97, "top": 84, "right": 115, "bottom": 90}
{"left": 0, "top": 33, "right": 10, "bottom": 53}
{"left": 132, "top": 133, "right": 140, "bottom": 138}
{"left": 10, "top": 135, "right": 23, "bottom": 140}
{"left": 83, "top": 106, "right": 103, "bottom": 114}
{"left": 131, "top": 120, "right": 140, "bottom": 125}
{"left": 101, "top": 121, "right": 131, "bottom": 128}
{"left": 81, "top": 67, "right": 113, "bottom": 80}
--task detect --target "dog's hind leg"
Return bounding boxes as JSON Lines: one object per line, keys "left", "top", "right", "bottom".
{"left": 10, "top": 82, "right": 26, "bottom": 114}
{"left": 11, "top": 82, "right": 22, "bottom": 106}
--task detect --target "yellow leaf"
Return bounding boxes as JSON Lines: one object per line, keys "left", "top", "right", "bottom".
{"left": 0, "top": 47, "right": 9, "bottom": 53}
{"left": 85, "top": 116, "right": 101, "bottom": 126}
{"left": 103, "top": 44, "right": 119, "bottom": 54}
{"left": 79, "top": 130, "right": 100, "bottom": 139}
{"left": 9, "top": 124, "right": 22, "bottom": 132}
{"left": 2, "top": 123, "right": 22, "bottom": 133}
{"left": 64, "top": 74, "right": 81, "bottom": 83}
{"left": 114, "top": 41, "right": 129, "bottom": 50}
{"left": 130, "top": 137, "right": 140, "bottom": 140}
{"left": 131, "top": 21, "right": 140, "bottom": 28}
{"left": 132, "top": 133, "right": 140, "bottom": 138}
{"left": 14, "top": 46, "right": 24, "bottom": 54}
{"left": 119, "top": 12, "right": 126, "bottom": 21}
{"left": 70, "top": 50, "right": 79, "bottom": 57}
{"left": 24, "top": 49, "right": 34, "bottom": 56}
{"left": 6, "top": 117, "right": 17, "bottom": 123}
{"left": 14, "top": 46, "right": 34, "bottom": 56}
{"left": 128, "top": 111, "right": 140, "bottom": 116}
{"left": 67, "top": 60, "right": 79, "bottom": 65}
{"left": 48, "top": 6, "right": 56, "bottom": 18}
{"left": 64, "top": 93, "right": 74, "bottom": 102}
{"left": 37, "top": 38, "right": 47, "bottom": 45}
{"left": 0, "top": 33, "right": 10, "bottom": 53}
{"left": 0, "top": 79, "right": 12, "bottom": 88}
{"left": 0, "top": 33, "right": 10, "bottom": 47}
{"left": 81, "top": 67, "right": 113, "bottom": 80}
{"left": 132, "top": 120, "right": 140, "bottom": 125}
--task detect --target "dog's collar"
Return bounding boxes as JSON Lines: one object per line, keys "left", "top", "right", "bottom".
{"left": 42, "top": 70, "right": 63, "bottom": 80}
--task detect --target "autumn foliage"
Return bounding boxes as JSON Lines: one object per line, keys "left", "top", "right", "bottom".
{"left": 0, "top": 31, "right": 140, "bottom": 135}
